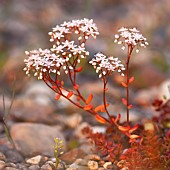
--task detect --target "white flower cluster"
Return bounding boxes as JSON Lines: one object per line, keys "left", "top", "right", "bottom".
{"left": 49, "top": 18, "right": 99, "bottom": 45}
{"left": 89, "top": 52, "right": 125, "bottom": 78}
{"left": 24, "top": 18, "right": 99, "bottom": 79}
{"left": 114, "top": 27, "right": 149, "bottom": 53}
{"left": 24, "top": 49, "right": 65, "bottom": 79}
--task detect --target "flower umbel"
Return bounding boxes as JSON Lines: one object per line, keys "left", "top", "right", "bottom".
{"left": 24, "top": 18, "right": 99, "bottom": 79}
{"left": 24, "top": 49, "right": 65, "bottom": 79}
{"left": 89, "top": 52, "right": 125, "bottom": 78}
{"left": 114, "top": 27, "right": 149, "bottom": 53}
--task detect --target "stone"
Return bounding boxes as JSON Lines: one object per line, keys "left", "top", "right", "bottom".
{"left": 4, "top": 167, "right": 18, "bottom": 170}
{"left": 10, "top": 123, "right": 65, "bottom": 157}
{"left": 57, "top": 113, "right": 82, "bottom": 128}
{"left": 24, "top": 82, "right": 53, "bottom": 106}
{"left": 41, "top": 164, "right": 53, "bottom": 170}
{"left": 60, "top": 148, "right": 86, "bottom": 165}
{"left": 159, "top": 79, "right": 170, "bottom": 99}
{"left": 87, "top": 160, "right": 99, "bottom": 170}
{"left": 17, "top": 163, "right": 29, "bottom": 170}
{"left": 91, "top": 126, "right": 106, "bottom": 134}
{"left": 0, "top": 152, "right": 6, "bottom": 161}
{"left": 103, "top": 162, "right": 112, "bottom": 169}
{"left": 67, "top": 163, "right": 89, "bottom": 170}
{"left": 4, "top": 162, "right": 17, "bottom": 168}
{"left": 74, "top": 122, "right": 91, "bottom": 139}
{"left": 134, "top": 87, "right": 158, "bottom": 106}
{"left": 0, "top": 160, "right": 5, "bottom": 170}
{"left": 131, "top": 64, "right": 167, "bottom": 89}
{"left": 5, "top": 149, "right": 24, "bottom": 163}
{"left": 26, "top": 155, "right": 42, "bottom": 165}
{"left": 28, "top": 165, "right": 40, "bottom": 170}
{"left": 12, "top": 99, "right": 57, "bottom": 124}
{"left": 86, "top": 154, "right": 101, "bottom": 161}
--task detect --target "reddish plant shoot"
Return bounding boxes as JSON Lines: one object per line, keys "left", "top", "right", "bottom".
{"left": 24, "top": 19, "right": 148, "bottom": 140}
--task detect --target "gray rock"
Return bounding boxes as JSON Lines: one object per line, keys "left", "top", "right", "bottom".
{"left": 5, "top": 149, "right": 24, "bottom": 163}
{"left": 10, "top": 123, "right": 65, "bottom": 157}
{"left": 24, "top": 82, "right": 53, "bottom": 106}
{"left": 57, "top": 113, "right": 82, "bottom": 128}
{"left": 12, "top": 99, "right": 57, "bottom": 124}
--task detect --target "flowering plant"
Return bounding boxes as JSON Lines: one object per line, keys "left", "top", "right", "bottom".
{"left": 24, "top": 18, "right": 148, "bottom": 140}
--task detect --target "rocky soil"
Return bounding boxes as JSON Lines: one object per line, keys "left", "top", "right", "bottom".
{"left": 0, "top": 0, "right": 170, "bottom": 169}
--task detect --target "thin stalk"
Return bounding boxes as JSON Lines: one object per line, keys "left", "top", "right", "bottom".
{"left": 103, "top": 79, "right": 112, "bottom": 120}
{"left": 125, "top": 45, "right": 133, "bottom": 125}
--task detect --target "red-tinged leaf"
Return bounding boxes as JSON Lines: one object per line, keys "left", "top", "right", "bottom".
{"left": 114, "top": 114, "right": 121, "bottom": 123}
{"left": 55, "top": 94, "right": 61, "bottom": 100}
{"left": 75, "top": 66, "right": 83, "bottom": 72}
{"left": 95, "top": 114, "right": 106, "bottom": 124}
{"left": 86, "top": 94, "right": 93, "bottom": 105}
{"left": 56, "top": 80, "right": 60, "bottom": 84}
{"left": 67, "top": 91, "right": 73, "bottom": 98}
{"left": 94, "top": 105, "right": 104, "bottom": 112}
{"left": 129, "top": 124, "right": 139, "bottom": 133}
{"left": 94, "top": 104, "right": 109, "bottom": 112}
{"left": 128, "top": 104, "right": 133, "bottom": 109}
{"left": 121, "top": 82, "right": 127, "bottom": 88}
{"left": 128, "top": 76, "right": 135, "bottom": 84}
{"left": 104, "top": 88, "right": 108, "bottom": 91}
{"left": 61, "top": 81, "right": 64, "bottom": 86}
{"left": 83, "top": 104, "right": 93, "bottom": 110}
{"left": 122, "top": 98, "right": 127, "bottom": 106}
{"left": 52, "top": 86, "right": 57, "bottom": 89}
{"left": 118, "top": 125, "right": 130, "bottom": 132}
{"left": 111, "top": 117, "right": 115, "bottom": 122}
{"left": 74, "top": 84, "right": 79, "bottom": 90}
{"left": 100, "top": 108, "right": 106, "bottom": 112}
{"left": 129, "top": 134, "right": 141, "bottom": 139}
{"left": 77, "top": 96, "right": 81, "bottom": 101}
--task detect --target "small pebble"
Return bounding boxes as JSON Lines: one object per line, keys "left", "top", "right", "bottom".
{"left": 26, "top": 155, "right": 42, "bottom": 165}
{"left": 4, "top": 167, "right": 18, "bottom": 170}
{"left": 29, "top": 164, "right": 40, "bottom": 170}
{"left": 88, "top": 154, "right": 101, "bottom": 161}
{"left": 48, "top": 157, "right": 56, "bottom": 163}
{"left": 103, "top": 162, "right": 112, "bottom": 169}
{"left": 41, "top": 164, "right": 53, "bottom": 170}
{"left": 88, "top": 160, "right": 98, "bottom": 170}
{"left": 0, "top": 160, "right": 5, "bottom": 169}
{"left": 39, "top": 156, "right": 48, "bottom": 166}
{"left": 5, "top": 162, "right": 17, "bottom": 168}
{"left": 74, "top": 158, "right": 83, "bottom": 164}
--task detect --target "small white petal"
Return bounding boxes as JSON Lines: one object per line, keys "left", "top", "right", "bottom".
{"left": 136, "top": 49, "right": 139, "bottom": 53}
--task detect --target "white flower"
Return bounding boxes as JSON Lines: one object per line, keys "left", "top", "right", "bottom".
{"left": 62, "top": 40, "right": 74, "bottom": 49}
{"left": 89, "top": 52, "right": 125, "bottom": 78}
{"left": 114, "top": 27, "right": 149, "bottom": 53}
{"left": 24, "top": 18, "right": 99, "bottom": 79}
{"left": 24, "top": 49, "right": 66, "bottom": 79}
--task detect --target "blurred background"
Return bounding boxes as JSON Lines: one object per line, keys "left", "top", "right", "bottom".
{"left": 0, "top": 0, "right": 170, "bottom": 117}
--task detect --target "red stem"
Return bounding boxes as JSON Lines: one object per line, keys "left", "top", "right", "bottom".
{"left": 125, "top": 45, "right": 133, "bottom": 125}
